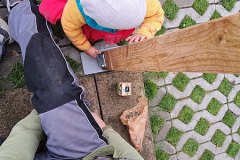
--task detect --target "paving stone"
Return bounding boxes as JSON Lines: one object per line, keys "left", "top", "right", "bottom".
{"left": 228, "top": 103, "right": 240, "bottom": 116}
{"left": 214, "top": 153, "right": 234, "bottom": 160}
{"left": 225, "top": 74, "right": 240, "bottom": 85}
{"left": 149, "top": 87, "right": 167, "bottom": 107}
{"left": 0, "top": 56, "right": 21, "bottom": 79}
{"left": 156, "top": 121, "right": 172, "bottom": 141}
{"left": 183, "top": 72, "right": 203, "bottom": 79}
{"left": 156, "top": 140, "right": 177, "bottom": 154}
{"left": 231, "top": 116, "right": 240, "bottom": 133}
{"left": 165, "top": 72, "right": 177, "bottom": 85}
{"left": 173, "top": 0, "right": 195, "bottom": 8}
{"left": 150, "top": 106, "right": 171, "bottom": 121}
{"left": 228, "top": 84, "right": 240, "bottom": 102}
{"left": 152, "top": 77, "right": 165, "bottom": 87}
{"left": 232, "top": 133, "right": 240, "bottom": 144}
{"left": 169, "top": 154, "right": 178, "bottom": 160}
{"left": 61, "top": 46, "right": 81, "bottom": 64}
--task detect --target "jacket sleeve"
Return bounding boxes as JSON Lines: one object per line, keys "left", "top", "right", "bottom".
{"left": 61, "top": 0, "right": 91, "bottom": 51}
{"left": 103, "top": 126, "right": 144, "bottom": 160}
{"left": 135, "top": 0, "right": 164, "bottom": 38}
{"left": 0, "top": 110, "right": 43, "bottom": 160}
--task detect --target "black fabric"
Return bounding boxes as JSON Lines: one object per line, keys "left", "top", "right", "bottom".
{"left": 76, "top": 99, "right": 108, "bottom": 144}
{"left": 0, "top": 137, "right": 5, "bottom": 146}
{"left": 24, "top": 33, "right": 83, "bottom": 113}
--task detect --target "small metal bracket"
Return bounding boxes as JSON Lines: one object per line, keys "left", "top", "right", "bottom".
{"left": 96, "top": 53, "right": 106, "bottom": 69}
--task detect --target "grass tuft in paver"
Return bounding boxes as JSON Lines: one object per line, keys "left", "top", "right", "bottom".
{"left": 218, "top": 78, "right": 233, "bottom": 96}
{"left": 163, "top": 0, "right": 179, "bottom": 21}
{"left": 210, "top": 11, "right": 222, "bottom": 20}
{"left": 194, "top": 118, "right": 210, "bottom": 135}
{"left": 155, "top": 26, "right": 167, "bottom": 36}
{"left": 178, "top": 106, "right": 194, "bottom": 124}
{"left": 207, "top": 98, "right": 222, "bottom": 116}
{"left": 150, "top": 115, "right": 164, "bottom": 135}
{"left": 200, "top": 150, "right": 214, "bottom": 160}
{"left": 144, "top": 80, "right": 158, "bottom": 100}
{"left": 226, "top": 141, "right": 240, "bottom": 158}
{"left": 233, "top": 92, "right": 240, "bottom": 107}
{"left": 211, "top": 130, "right": 226, "bottom": 147}
{"left": 66, "top": 56, "right": 80, "bottom": 73}
{"left": 166, "top": 127, "right": 183, "bottom": 146}
{"left": 8, "top": 62, "right": 25, "bottom": 89}
{"left": 221, "top": 0, "right": 237, "bottom": 12}
{"left": 155, "top": 147, "right": 170, "bottom": 160}
{"left": 202, "top": 73, "right": 217, "bottom": 84}
{"left": 172, "top": 72, "right": 190, "bottom": 92}
{"left": 238, "top": 128, "right": 240, "bottom": 135}
{"left": 179, "top": 16, "right": 197, "bottom": 29}
{"left": 223, "top": 110, "right": 237, "bottom": 128}
{"left": 192, "top": 0, "right": 209, "bottom": 16}
{"left": 143, "top": 72, "right": 168, "bottom": 80}
{"left": 159, "top": 94, "right": 176, "bottom": 112}
{"left": 182, "top": 139, "right": 199, "bottom": 157}
{"left": 191, "top": 85, "right": 206, "bottom": 104}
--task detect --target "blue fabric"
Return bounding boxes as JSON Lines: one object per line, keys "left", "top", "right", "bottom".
{"left": 76, "top": 0, "right": 117, "bottom": 33}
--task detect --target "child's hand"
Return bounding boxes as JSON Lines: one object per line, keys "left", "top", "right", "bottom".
{"left": 85, "top": 46, "right": 100, "bottom": 58}
{"left": 126, "top": 34, "right": 148, "bottom": 44}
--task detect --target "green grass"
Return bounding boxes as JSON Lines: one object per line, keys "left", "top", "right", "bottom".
{"left": 155, "top": 26, "right": 167, "bottom": 36}
{"left": 226, "top": 141, "right": 240, "bottom": 158}
{"left": 172, "top": 73, "right": 190, "bottom": 92}
{"left": 207, "top": 98, "right": 222, "bottom": 116}
{"left": 159, "top": 94, "right": 177, "bottom": 112}
{"left": 150, "top": 115, "right": 165, "bottom": 135}
{"left": 178, "top": 106, "right": 195, "bottom": 124}
{"left": 223, "top": 110, "right": 237, "bottom": 128}
{"left": 155, "top": 147, "right": 170, "bottom": 160}
{"left": 144, "top": 80, "right": 158, "bottom": 100}
{"left": 191, "top": 85, "right": 206, "bottom": 104}
{"left": 118, "top": 40, "right": 128, "bottom": 46}
{"left": 202, "top": 73, "right": 217, "bottom": 84}
{"left": 233, "top": 92, "right": 240, "bottom": 107}
{"left": 194, "top": 118, "right": 210, "bottom": 135}
{"left": 211, "top": 130, "right": 226, "bottom": 147}
{"left": 200, "top": 150, "right": 214, "bottom": 160}
{"left": 218, "top": 78, "right": 233, "bottom": 96}
{"left": 8, "top": 63, "right": 25, "bottom": 89}
{"left": 166, "top": 127, "right": 183, "bottom": 146}
{"left": 192, "top": 0, "right": 209, "bottom": 16}
{"left": 221, "top": 0, "right": 237, "bottom": 11}
{"left": 66, "top": 56, "right": 80, "bottom": 73}
{"left": 163, "top": 0, "right": 179, "bottom": 21}
{"left": 143, "top": 72, "right": 168, "bottom": 80}
{"left": 237, "top": 128, "right": 240, "bottom": 135}
{"left": 182, "top": 139, "right": 199, "bottom": 157}
{"left": 179, "top": 16, "right": 197, "bottom": 29}
{"left": 210, "top": 11, "right": 222, "bottom": 20}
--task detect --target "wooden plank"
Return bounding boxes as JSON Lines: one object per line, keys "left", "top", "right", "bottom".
{"left": 95, "top": 71, "right": 156, "bottom": 160}
{"left": 104, "top": 13, "right": 240, "bottom": 74}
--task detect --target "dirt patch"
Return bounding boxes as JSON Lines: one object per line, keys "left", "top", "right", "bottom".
{"left": 0, "top": 88, "right": 32, "bottom": 138}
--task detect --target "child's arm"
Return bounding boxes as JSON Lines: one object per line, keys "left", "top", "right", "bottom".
{"left": 61, "top": 0, "right": 99, "bottom": 57}
{"left": 127, "top": 0, "right": 164, "bottom": 43}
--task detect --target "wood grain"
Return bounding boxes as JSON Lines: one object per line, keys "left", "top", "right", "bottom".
{"left": 104, "top": 13, "right": 240, "bottom": 74}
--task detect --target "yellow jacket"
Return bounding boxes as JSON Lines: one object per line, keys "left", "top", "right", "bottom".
{"left": 61, "top": 0, "right": 164, "bottom": 51}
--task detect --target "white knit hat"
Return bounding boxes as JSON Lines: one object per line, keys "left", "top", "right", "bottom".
{"left": 81, "top": 0, "right": 147, "bottom": 30}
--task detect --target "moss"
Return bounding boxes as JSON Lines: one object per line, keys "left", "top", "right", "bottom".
{"left": 194, "top": 118, "right": 210, "bottom": 135}
{"left": 182, "top": 139, "right": 199, "bottom": 157}
{"left": 159, "top": 94, "right": 177, "bottom": 112}
{"left": 144, "top": 80, "right": 158, "bottom": 100}
{"left": 178, "top": 106, "right": 195, "bottom": 124}
{"left": 163, "top": 0, "right": 179, "bottom": 21}
{"left": 150, "top": 115, "right": 165, "bottom": 135}
{"left": 166, "top": 127, "right": 183, "bottom": 146}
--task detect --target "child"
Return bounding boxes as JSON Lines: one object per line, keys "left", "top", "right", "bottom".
{"left": 61, "top": 0, "right": 164, "bottom": 58}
